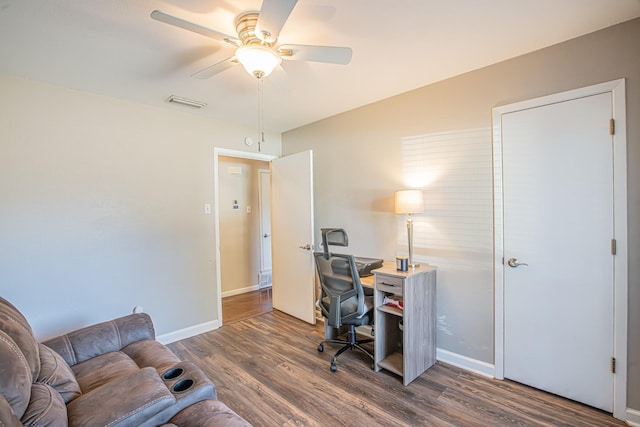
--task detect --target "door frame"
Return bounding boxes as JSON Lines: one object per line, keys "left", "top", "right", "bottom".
{"left": 258, "top": 168, "right": 272, "bottom": 287}
{"left": 492, "top": 79, "right": 628, "bottom": 419}
{"left": 213, "top": 148, "right": 277, "bottom": 325}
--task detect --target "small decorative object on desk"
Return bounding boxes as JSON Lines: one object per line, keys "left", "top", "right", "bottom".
{"left": 383, "top": 296, "right": 404, "bottom": 310}
{"left": 396, "top": 256, "right": 408, "bottom": 271}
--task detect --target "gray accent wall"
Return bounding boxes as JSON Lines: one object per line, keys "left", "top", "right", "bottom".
{"left": 283, "top": 18, "right": 640, "bottom": 411}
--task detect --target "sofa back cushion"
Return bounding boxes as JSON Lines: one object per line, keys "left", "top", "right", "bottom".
{"left": 0, "top": 329, "right": 32, "bottom": 419}
{"left": 0, "top": 297, "right": 40, "bottom": 380}
{"left": 20, "top": 383, "right": 68, "bottom": 427}
{"left": 37, "top": 343, "right": 81, "bottom": 403}
{"left": 43, "top": 313, "right": 155, "bottom": 366}
{"left": 0, "top": 394, "right": 23, "bottom": 427}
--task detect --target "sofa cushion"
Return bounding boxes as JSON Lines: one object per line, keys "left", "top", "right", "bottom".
{"left": 0, "top": 329, "right": 32, "bottom": 419}
{"left": 71, "top": 352, "right": 139, "bottom": 394}
{"left": 20, "top": 383, "right": 67, "bottom": 427}
{"left": 168, "top": 400, "right": 252, "bottom": 427}
{"left": 37, "top": 343, "right": 81, "bottom": 403}
{"left": 0, "top": 393, "right": 23, "bottom": 427}
{"left": 121, "top": 339, "right": 181, "bottom": 373}
{"left": 0, "top": 297, "right": 40, "bottom": 380}
{"left": 42, "top": 313, "right": 155, "bottom": 366}
{"left": 67, "top": 367, "right": 176, "bottom": 427}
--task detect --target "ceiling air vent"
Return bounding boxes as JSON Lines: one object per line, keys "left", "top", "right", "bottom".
{"left": 165, "top": 95, "right": 207, "bottom": 109}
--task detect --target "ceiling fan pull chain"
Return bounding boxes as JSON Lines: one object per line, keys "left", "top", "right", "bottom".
{"left": 258, "top": 78, "right": 264, "bottom": 152}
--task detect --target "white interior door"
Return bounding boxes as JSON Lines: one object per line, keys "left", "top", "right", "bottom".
{"left": 258, "top": 169, "right": 272, "bottom": 284}
{"left": 501, "top": 93, "right": 614, "bottom": 411}
{"left": 270, "top": 150, "right": 315, "bottom": 324}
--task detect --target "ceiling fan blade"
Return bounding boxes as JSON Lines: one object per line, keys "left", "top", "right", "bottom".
{"left": 191, "top": 57, "right": 239, "bottom": 79}
{"left": 278, "top": 44, "right": 352, "bottom": 65}
{"left": 151, "top": 10, "right": 240, "bottom": 47}
{"left": 255, "top": 0, "right": 298, "bottom": 43}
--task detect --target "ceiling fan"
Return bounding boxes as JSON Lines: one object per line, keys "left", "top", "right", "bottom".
{"left": 151, "top": 0, "right": 352, "bottom": 80}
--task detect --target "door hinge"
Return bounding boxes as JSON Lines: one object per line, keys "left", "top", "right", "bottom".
{"left": 611, "top": 356, "right": 616, "bottom": 373}
{"left": 611, "top": 239, "right": 617, "bottom": 255}
{"left": 610, "top": 119, "right": 615, "bottom": 136}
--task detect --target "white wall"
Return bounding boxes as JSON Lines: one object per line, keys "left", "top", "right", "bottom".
{"left": 0, "top": 74, "right": 281, "bottom": 339}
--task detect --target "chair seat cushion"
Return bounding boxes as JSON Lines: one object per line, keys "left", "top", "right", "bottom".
{"left": 320, "top": 295, "right": 374, "bottom": 324}
{"left": 71, "top": 351, "right": 139, "bottom": 394}
{"left": 66, "top": 367, "right": 175, "bottom": 427}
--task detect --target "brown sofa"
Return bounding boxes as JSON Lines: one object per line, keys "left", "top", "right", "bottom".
{"left": 0, "top": 296, "right": 251, "bottom": 426}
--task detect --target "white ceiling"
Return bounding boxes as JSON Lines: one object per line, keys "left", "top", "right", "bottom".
{"left": 1, "top": 0, "right": 639, "bottom": 132}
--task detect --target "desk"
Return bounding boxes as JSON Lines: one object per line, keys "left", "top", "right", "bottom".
{"left": 321, "top": 262, "right": 437, "bottom": 385}
{"left": 360, "top": 274, "right": 375, "bottom": 288}
{"left": 373, "top": 262, "right": 437, "bottom": 385}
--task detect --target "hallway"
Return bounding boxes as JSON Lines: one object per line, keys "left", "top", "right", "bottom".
{"left": 222, "top": 289, "right": 272, "bottom": 324}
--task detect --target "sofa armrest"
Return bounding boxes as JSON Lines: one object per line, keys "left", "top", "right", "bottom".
{"left": 42, "top": 313, "right": 155, "bottom": 366}
{"left": 167, "top": 400, "right": 252, "bottom": 427}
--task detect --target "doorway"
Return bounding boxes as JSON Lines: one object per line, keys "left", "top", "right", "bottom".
{"left": 493, "top": 80, "right": 628, "bottom": 419}
{"left": 258, "top": 169, "right": 272, "bottom": 290}
{"left": 214, "top": 148, "right": 317, "bottom": 327}
{"left": 214, "top": 148, "right": 277, "bottom": 325}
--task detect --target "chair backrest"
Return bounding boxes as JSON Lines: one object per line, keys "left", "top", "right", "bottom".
{"left": 320, "top": 228, "right": 348, "bottom": 259}
{"left": 314, "top": 252, "right": 367, "bottom": 328}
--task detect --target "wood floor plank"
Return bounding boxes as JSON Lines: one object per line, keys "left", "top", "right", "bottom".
{"left": 167, "top": 310, "right": 625, "bottom": 427}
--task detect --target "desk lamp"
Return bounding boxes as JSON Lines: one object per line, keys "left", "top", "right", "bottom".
{"left": 395, "top": 189, "right": 424, "bottom": 268}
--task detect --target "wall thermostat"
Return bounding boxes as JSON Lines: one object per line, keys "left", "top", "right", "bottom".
{"left": 244, "top": 137, "right": 253, "bottom": 146}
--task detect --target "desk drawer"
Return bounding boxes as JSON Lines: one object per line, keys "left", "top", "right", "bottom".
{"left": 376, "top": 274, "right": 403, "bottom": 296}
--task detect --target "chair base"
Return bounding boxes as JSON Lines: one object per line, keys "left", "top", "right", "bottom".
{"left": 318, "top": 324, "right": 374, "bottom": 372}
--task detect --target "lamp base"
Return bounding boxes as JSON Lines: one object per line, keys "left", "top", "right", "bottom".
{"left": 409, "top": 263, "right": 420, "bottom": 269}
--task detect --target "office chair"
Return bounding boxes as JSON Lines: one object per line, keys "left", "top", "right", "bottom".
{"left": 315, "top": 228, "right": 374, "bottom": 372}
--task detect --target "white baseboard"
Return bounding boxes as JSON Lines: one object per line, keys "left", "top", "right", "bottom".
{"left": 627, "top": 408, "right": 640, "bottom": 426}
{"left": 156, "top": 319, "right": 220, "bottom": 345}
{"left": 222, "top": 284, "right": 260, "bottom": 298}
{"left": 436, "top": 348, "right": 495, "bottom": 378}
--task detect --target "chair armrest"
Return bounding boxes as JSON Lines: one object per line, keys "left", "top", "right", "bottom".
{"left": 42, "top": 313, "right": 155, "bottom": 366}
{"left": 324, "top": 288, "right": 356, "bottom": 328}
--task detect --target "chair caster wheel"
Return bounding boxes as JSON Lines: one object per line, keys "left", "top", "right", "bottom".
{"left": 317, "top": 344, "right": 324, "bottom": 353}
{"left": 330, "top": 362, "right": 337, "bottom": 372}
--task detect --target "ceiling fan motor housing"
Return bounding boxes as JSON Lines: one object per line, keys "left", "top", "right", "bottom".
{"left": 235, "top": 11, "right": 274, "bottom": 47}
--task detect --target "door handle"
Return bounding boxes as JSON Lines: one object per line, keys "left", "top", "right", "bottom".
{"left": 507, "top": 258, "right": 528, "bottom": 268}
{"left": 298, "top": 244, "right": 311, "bottom": 250}
{"left": 263, "top": 234, "right": 271, "bottom": 238}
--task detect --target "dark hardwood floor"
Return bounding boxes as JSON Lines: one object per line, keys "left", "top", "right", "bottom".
{"left": 222, "top": 288, "right": 272, "bottom": 324}
{"left": 168, "top": 306, "right": 624, "bottom": 427}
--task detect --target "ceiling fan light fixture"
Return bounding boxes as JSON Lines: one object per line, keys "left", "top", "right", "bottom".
{"left": 235, "top": 45, "right": 281, "bottom": 79}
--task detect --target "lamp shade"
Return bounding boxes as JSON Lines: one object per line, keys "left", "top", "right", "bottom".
{"left": 235, "top": 45, "right": 282, "bottom": 79}
{"left": 395, "top": 189, "right": 424, "bottom": 214}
